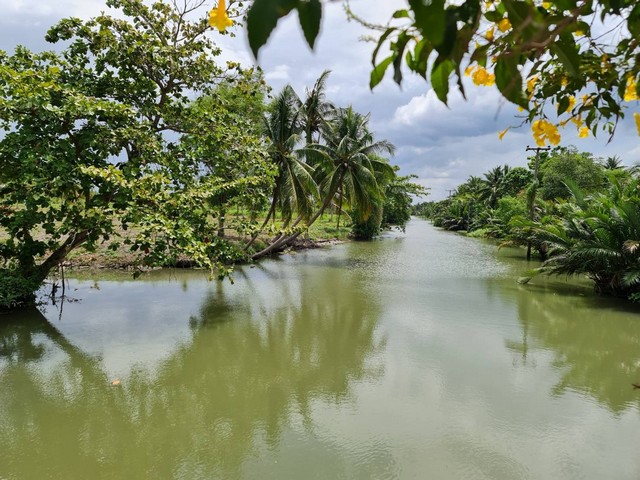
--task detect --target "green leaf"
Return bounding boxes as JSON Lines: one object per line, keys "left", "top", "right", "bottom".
{"left": 393, "top": 9, "right": 410, "bottom": 19}
{"left": 370, "top": 55, "right": 394, "bottom": 89}
{"left": 495, "top": 57, "right": 528, "bottom": 108}
{"left": 371, "top": 27, "right": 396, "bottom": 65}
{"left": 502, "top": 0, "right": 532, "bottom": 29}
{"left": 551, "top": 35, "right": 580, "bottom": 76}
{"left": 410, "top": 39, "right": 432, "bottom": 78}
{"left": 297, "top": 0, "right": 322, "bottom": 50}
{"left": 431, "top": 58, "right": 454, "bottom": 104}
{"left": 628, "top": 3, "right": 640, "bottom": 37}
{"left": 393, "top": 32, "right": 411, "bottom": 85}
{"left": 247, "top": 0, "right": 298, "bottom": 58}
{"left": 484, "top": 11, "right": 504, "bottom": 22}
{"left": 557, "top": 95, "right": 570, "bottom": 115}
{"left": 409, "top": 0, "right": 445, "bottom": 46}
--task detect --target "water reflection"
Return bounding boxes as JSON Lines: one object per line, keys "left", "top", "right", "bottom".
{"left": 0, "top": 261, "right": 386, "bottom": 479}
{"left": 510, "top": 286, "right": 640, "bottom": 414}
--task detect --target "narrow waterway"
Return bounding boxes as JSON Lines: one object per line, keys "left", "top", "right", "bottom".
{"left": 1, "top": 218, "right": 639, "bottom": 479}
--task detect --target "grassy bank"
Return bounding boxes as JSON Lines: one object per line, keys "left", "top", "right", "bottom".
{"left": 62, "top": 214, "right": 353, "bottom": 270}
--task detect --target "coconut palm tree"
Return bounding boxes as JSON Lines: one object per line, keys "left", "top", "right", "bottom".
{"left": 261, "top": 85, "right": 318, "bottom": 226}
{"left": 311, "top": 107, "right": 395, "bottom": 222}
{"left": 601, "top": 155, "right": 623, "bottom": 170}
{"left": 252, "top": 106, "right": 395, "bottom": 259}
{"left": 479, "top": 165, "right": 510, "bottom": 209}
{"left": 244, "top": 85, "right": 318, "bottom": 251}
{"left": 300, "top": 70, "right": 335, "bottom": 148}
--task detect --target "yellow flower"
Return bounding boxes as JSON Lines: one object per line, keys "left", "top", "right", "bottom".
{"left": 635, "top": 112, "right": 640, "bottom": 136}
{"left": 624, "top": 76, "right": 638, "bottom": 102}
{"left": 574, "top": 30, "right": 585, "bottom": 36}
{"left": 209, "top": 0, "right": 233, "bottom": 32}
{"left": 471, "top": 66, "right": 495, "bottom": 86}
{"left": 571, "top": 114, "right": 583, "bottom": 127}
{"left": 578, "top": 126, "right": 589, "bottom": 138}
{"left": 532, "top": 119, "right": 561, "bottom": 146}
{"left": 582, "top": 94, "right": 592, "bottom": 106}
{"left": 498, "top": 128, "right": 509, "bottom": 140}
{"left": 526, "top": 75, "right": 538, "bottom": 93}
{"left": 517, "top": 105, "right": 525, "bottom": 112}
{"left": 568, "top": 95, "right": 576, "bottom": 111}
{"left": 542, "top": 1, "right": 552, "bottom": 8}
{"left": 561, "top": 77, "right": 568, "bottom": 87}
{"left": 498, "top": 18, "right": 511, "bottom": 32}
{"left": 485, "top": 27, "right": 495, "bottom": 41}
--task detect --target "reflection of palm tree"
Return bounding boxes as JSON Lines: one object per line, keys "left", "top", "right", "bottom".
{"left": 0, "top": 268, "right": 385, "bottom": 478}
{"left": 511, "top": 287, "right": 640, "bottom": 414}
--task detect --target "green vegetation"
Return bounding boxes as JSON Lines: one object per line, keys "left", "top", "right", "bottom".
{"left": 246, "top": 0, "right": 640, "bottom": 146}
{"left": 0, "top": 0, "right": 424, "bottom": 309}
{"left": 415, "top": 147, "right": 640, "bottom": 301}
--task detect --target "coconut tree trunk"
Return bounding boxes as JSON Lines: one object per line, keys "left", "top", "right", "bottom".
{"left": 252, "top": 175, "right": 343, "bottom": 260}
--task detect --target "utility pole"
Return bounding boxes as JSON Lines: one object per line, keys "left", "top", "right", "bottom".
{"left": 525, "top": 145, "right": 551, "bottom": 260}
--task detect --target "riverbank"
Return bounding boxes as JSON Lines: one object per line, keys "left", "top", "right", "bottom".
{"left": 61, "top": 217, "right": 351, "bottom": 271}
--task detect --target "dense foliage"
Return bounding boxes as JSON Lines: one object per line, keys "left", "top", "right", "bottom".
{"left": 246, "top": 0, "right": 640, "bottom": 145}
{"left": 0, "top": 1, "right": 424, "bottom": 309}
{"left": 415, "top": 147, "right": 640, "bottom": 300}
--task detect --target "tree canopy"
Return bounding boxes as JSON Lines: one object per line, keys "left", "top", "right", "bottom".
{"left": 244, "top": 0, "right": 640, "bottom": 145}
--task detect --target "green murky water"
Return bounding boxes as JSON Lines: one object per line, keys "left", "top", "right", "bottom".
{"left": 1, "top": 219, "right": 640, "bottom": 479}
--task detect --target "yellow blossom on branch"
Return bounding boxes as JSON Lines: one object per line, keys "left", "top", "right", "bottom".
{"left": 625, "top": 76, "right": 638, "bottom": 102}
{"left": 465, "top": 65, "right": 495, "bottom": 86}
{"left": 635, "top": 113, "right": 640, "bottom": 136}
{"left": 209, "top": 0, "right": 233, "bottom": 32}
{"left": 532, "top": 119, "right": 561, "bottom": 146}
{"left": 578, "top": 126, "right": 589, "bottom": 138}
{"left": 498, "top": 18, "right": 511, "bottom": 32}
{"left": 498, "top": 127, "right": 509, "bottom": 140}
{"left": 485, "top": 26, "right": 495, "bottom": 41}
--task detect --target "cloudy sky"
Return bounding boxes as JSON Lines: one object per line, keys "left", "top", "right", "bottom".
{"left": 2, "top": 0, "right": 639, "bottom": 200}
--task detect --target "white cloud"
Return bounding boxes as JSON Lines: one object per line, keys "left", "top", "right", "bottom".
{"left": 2, "top": 0, "right": 639, "bottom": 201}
{"left": 264, "top": 64, "right": 291, "bottom": 83}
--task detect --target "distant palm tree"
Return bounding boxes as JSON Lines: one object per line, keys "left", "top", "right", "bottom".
{"left": 479, "top": 165, "right": 510, "bottom": 208}
{"left": 601, "top": 155, "right": 624, "bottom": 170}
{"left": 457, "top": 175, "right": 484, "bottom": 197}
{"left": 301, "top": 70, "right": 335, "bottom": 148}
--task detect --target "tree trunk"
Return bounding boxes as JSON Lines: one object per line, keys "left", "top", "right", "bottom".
{"left": 217, "top": 205, "right": 225, "bottom": 237}
{"left": 252, "top": 174, "right": 343, "bottom": 260}
{"left": 36, "top": 230, "right": 90, "bottom": 284}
